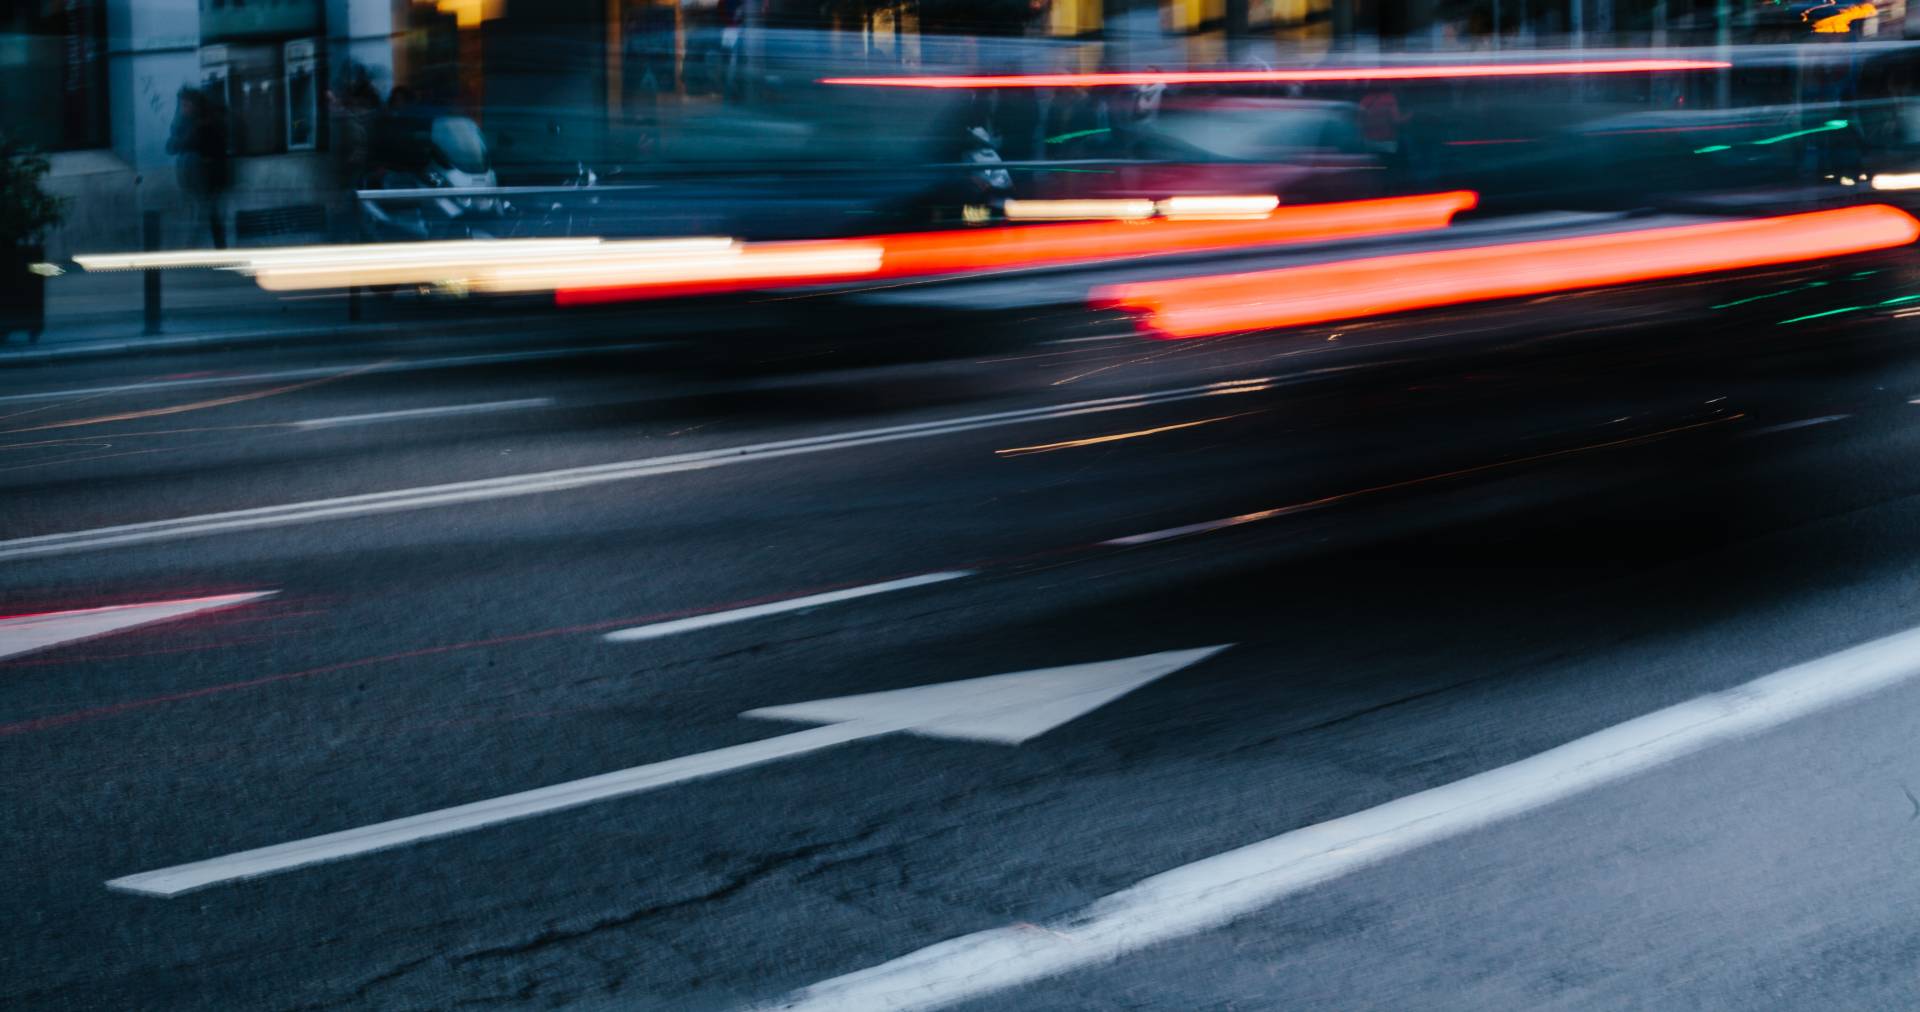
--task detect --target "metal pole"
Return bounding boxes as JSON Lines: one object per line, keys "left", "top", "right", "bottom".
{"left": 1225, "top": 0, "right": 1249, "bottom": 63}
{"left": 142, "top": 210, "right": 161, "bottom": 336}
{"left": 1717, "top": 0, "right": 1732, "bottom": 107}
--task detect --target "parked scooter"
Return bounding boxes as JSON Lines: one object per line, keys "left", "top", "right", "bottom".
{"left": 359, "top": 115, "right": 507, "bottom": 240}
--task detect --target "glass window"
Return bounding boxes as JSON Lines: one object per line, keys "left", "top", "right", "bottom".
{"left": 0, "top": 0, "right": 108, "bottom": 150}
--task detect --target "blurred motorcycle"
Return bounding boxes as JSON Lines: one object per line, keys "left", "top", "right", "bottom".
{"left": 359, "top": 116, "right": 507, "bottom": 240}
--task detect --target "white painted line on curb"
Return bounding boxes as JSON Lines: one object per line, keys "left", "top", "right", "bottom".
{"left": 289, "top": 398, "right": 553, "bottom": 430}
{"left": 0, "top": 376, "right": 1280, "bottom": 561}
{"left": 605, "top": 572, "right": 972, "bottom": 642}
{"left": 759, "top": 623, "right": 1920, "bottom": 1011}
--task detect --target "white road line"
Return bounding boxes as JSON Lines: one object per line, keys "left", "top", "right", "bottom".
{"left": 0, "top": 344, "right": 657, "bottom": 406}
{"left": 108, "top": 721, "right": 885, "bottom": 897}
{"left": 0, "top": 377, "right": 1280, "bottom": 562}
{"left": 760, "top": 622, "right": 1920, "bottom": 1011}
{"left": 1103, "top": 502, "right": 1325, "bottom": 546}
{"left": 605, "top": 572, "right": 971, "bottom": 642}
{"left": 289, "top": 398, "right": 552, "bottom": 430}
{"left": 1039, "top": 334, "right": 1132, "bottom": 346}
{"left": 1742, "top": 414, "right": 1850, "bottom": 437}
{"left": 0, "top": 591, "right": 275, "bottom": 662}
{"left": 107, "top": 647, "right": 1225, "bottom": 897}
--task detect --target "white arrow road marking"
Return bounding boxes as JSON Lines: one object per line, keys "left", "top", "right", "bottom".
{"left": 0, "top": 592, "right": 276, "bottom": 662}
{"left": 106, "top": 645, "right": 1230, "bottom": 898}
{"left": 761, "top": 623, "right": 1920, "bottom": 1012}
{"left": 605, "top": 572, "right": 973, "bottom": 643}
{"left": 1, "top": 378, "right": 1278, "bottom": 562}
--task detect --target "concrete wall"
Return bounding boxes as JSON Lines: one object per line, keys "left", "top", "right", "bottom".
{"left": 47, "top": 0, "right": 398, "bottom": 254}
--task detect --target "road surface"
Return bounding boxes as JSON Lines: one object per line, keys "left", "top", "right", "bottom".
{"left": 7, "top": 249, "right": 1920, "bottom": 1010}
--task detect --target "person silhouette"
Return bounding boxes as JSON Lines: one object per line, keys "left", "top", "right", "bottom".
{"left": 166, "top": 86, "right": 232, "bottom": 248}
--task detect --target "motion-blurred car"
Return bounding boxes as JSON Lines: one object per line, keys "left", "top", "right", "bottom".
{"left": 1037, "top": 98, "right": 1387, "bottom": 205}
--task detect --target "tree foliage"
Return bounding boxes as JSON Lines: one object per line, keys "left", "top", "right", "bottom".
{"left": 0, "top": 135, "right": 65, "bottom": 248}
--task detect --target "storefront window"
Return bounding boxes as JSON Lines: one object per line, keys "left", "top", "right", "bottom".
{"left": 0, "top": 0, "right": 109, "bottom": 150}
{"left": 199, "top": 0, "right": 322, "bottom": 155}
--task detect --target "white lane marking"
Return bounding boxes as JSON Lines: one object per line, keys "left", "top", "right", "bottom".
{"left": 0, "top": 377, "right": 1279, "bottom": 562}
{"left": 1742, "top": 414, "right": 1850, "bottom": 437}
{"left": 1039, "top": 334, "right": 1132, "bottom": 346}
{"left": 605, "top": 572, "right": 971, "bottom": 642}
{"left": 1103, "top": 502, "right": 1325, "bottom": 546}
{"left": 107, "top": 646, "right": 1228, "bottom": 897}
{"left": 289, "top": 398, "right": 552, "bottom": 430}
{"left": 761, "top": 624, "right": 1920, "bottom": 1012}
{"left": 0, "top": 591, "right": 275, "bottom": 662}
{"left": 0, "top": 344, "right": 657, "bottom": 406}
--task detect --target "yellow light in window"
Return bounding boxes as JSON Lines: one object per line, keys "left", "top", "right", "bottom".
{"left": 435, "top": 0, "right": 505, "bottom": 28}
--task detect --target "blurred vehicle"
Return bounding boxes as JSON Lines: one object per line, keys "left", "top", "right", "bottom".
{"left": 1035, "top": 99, "right": 1386, "bottom": 205}
{"left": 360, "top": 115, "right": 506, "bottom": 240}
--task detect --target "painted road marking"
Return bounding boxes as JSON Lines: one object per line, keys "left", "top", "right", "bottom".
{"left": 289, "top": 398, "right": 553, "bottom": 430}
{"left": 0, "top": 592, "right": 275, "bottom": 662}
{"left": 761, "top": 623, "right": 1920, "bottom": 1011}
{"left": 1039, "top": 334, "right": 1131, "bottom": 346}
{"left": 0, "top": 377, "right": 1280, "bottom": 562}
{"left": 0, "top": 344, "right": 658, "bottom": 406}
{"left": 106, "top": 646, "right": 1229, "bottom": 897}
{"left": 1741, "top": 415, "right": 1850, "bottom": 438}
{"left": 1105, "top": 414, "right": 1742, "bottom": 547}
{"left": 605, "top": 572, "right": 972, "bottom": 642}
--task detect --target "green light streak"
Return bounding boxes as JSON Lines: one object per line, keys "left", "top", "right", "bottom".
{"left": 1045, "top": 127, "right": 1111, "bottom": 145}
{"left": 1696, "top": 119, "right": 1849, "bottom": 155}
{"left": 1712, "top": 280, "right": 1826, "bottom": 309}
{"left": 1752, "top": 119, "right": 1850, "bottom": 146}
{"left": 1777, "top": 306, "right": 1864, "bottom": 325}
{"left": 1776, "top": 292, "right": 1920, "bottom": 324}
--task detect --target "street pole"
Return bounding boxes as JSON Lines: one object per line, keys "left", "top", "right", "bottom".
{"left": 1225, "top": 0, "right": 1249, "bottom": 63}
{"left": 141, "top": 210, "right": 160, "bottom": 336}
{"left": 1717, "top": 0, "right": 1732, "bottom": 107}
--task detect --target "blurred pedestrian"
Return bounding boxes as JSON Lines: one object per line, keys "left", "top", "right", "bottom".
{"left": 375, "top": 85, "right": 429, "bottom": 175}
{"left": 327, "top": 64, "right": 380, "bottom": 238}
{"left": 166, "top": 86, "right": 231, "bottom": 248}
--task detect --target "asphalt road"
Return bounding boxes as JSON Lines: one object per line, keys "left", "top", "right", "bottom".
{"left": 8, "top": 246, "right": 1920, "bottom": 1010}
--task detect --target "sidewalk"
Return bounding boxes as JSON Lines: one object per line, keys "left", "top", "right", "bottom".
{"left": 0, "top": 267, "right": 565, "bottom": 367}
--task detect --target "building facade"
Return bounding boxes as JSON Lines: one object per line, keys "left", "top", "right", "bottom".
{"left": 4, "top": 0, "right": 1913, "bottom": 254}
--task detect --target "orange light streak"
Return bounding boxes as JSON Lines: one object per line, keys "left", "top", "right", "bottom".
{"left": 555, "top": 191, "right": 1478, "bottom": 306}
{"left": 1096, "top": 204, "right": 1920, "bottom": 339}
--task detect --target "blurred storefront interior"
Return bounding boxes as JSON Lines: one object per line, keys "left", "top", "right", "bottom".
{"left": 4, "top": 0, "right": 1915, "bottom": 254}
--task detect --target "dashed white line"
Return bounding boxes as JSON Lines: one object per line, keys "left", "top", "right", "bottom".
{"left": 1038, "top": 334, "right": 1132, "bottom": 346}
{"left": 289, "top": 398, "right": 553, "bottom": 430}
{"left": 1101, "top": 502, "right": 1326, "bottom": 546}
{"left": 0, "top": 376, "right": 1281, "bottom": 562}
{"left": 1742, "top": 414, "right": 1850, "bottom": 437}
{"left": 605, "top": 572, "right": 973, "bottom": 642}
{"left": 761, "top": 621, "right": 1920, "bottom": 1011}
{"left": 0, "top": 344, "right": 657, "bottom": 406}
